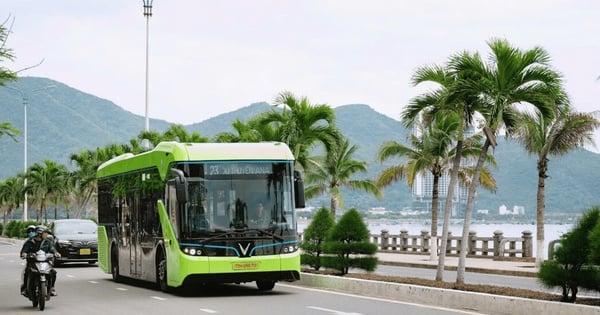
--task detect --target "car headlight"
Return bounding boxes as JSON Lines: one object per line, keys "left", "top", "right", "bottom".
{"left": 58, "top": 239, "right": 70, "bottom": 245}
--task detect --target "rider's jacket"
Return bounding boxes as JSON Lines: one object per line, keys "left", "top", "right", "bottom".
{"left": 20, "top": 238, "right": 57, "bottom": 256}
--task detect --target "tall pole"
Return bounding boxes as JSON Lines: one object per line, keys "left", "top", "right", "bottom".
{"left": 5, "top": 85, "right": 54, "bottom": 221}
{"left": 23, "top": 96, "right": 28, "bottom": 221}
{"left": 143, "top": 0, "right": 154, "bottom": 133}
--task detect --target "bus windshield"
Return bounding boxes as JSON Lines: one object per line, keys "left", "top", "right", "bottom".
{"left": 174, "top": 162, "right": 296, "bottom": 240}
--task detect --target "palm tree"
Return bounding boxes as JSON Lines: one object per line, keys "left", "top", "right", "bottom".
{"left": 454, "top": 39, "right": 565, "bottom": 280}
{"left": 260, "top": 91, "right": 340, "bottom": 170}
{"left": 513, "top": 109, "right": 599, "bottom": 266}
{"left": 0, "top": 175, "right": 24, "bottom": 236}
{"left": 214, "top": 115, "right": 276, "bottom": 143}
{"left": 69, "top": 144, "right": 130, "bottom": 218}
{"left": 305, "top": 137, "right": 382, "bottom": 218}
{"left": 0, "top": 20, "right": 17, "bottom": 80}
{"left": 137, "top": 124, "right": 209, "bottom": 149}
{"left": 402, "top": 54, "right": 481, "bottom": 281}
{"left": 0, "top": 121, "right": 19, "bottom": 141}
{"left": 26, "top": 160, "right": 67, "bottom": 222}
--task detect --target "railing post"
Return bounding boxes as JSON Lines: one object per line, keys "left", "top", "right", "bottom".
{"left": 400, "top": 229, "right": 409, "bottom": 251}
{"left": 446, "top": 231, "right": 452, "bottom": 254}
{"left": 421, "top": 230, "right": 430, "bottom": 253}
{"left": 468, "top": 231, "right": 477, "bottom": 255}
{"left": 522, "top": 230, "right": 532, "bottom": 258}
{"left": 381, "top": 230, "right": 389, "bottom": 250}
{"left": 493, "top": 230, "right": 503, "bottom": 257}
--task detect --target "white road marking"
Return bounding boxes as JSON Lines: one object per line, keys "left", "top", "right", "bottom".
{"left": 66, "top": 274, "right": 75, "bottom": 278}
{"left": 308, "top": 306, "right": 362, "bottom": 315}
{"left": 199, "top": 309, "right": 218, "bottom": 314}
{"left": 88, "top": 281, "right": 98, "bottom": 284}
{"left": 280, "top": 284, "right": 484, "bottom": 315}
{"left": 151, "top": 296, "right": 167, "bottom": 301}
{"left": 116, "top": 287, "right": 128, "bottom": 291}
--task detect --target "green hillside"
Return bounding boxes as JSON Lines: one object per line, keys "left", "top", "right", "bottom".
{"left": 1, "top": 77, "right": 599, "bottom": 216}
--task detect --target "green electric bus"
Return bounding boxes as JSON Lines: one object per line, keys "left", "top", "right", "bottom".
{"left": 96, "top": 141, "right": 305, "bottom": 292}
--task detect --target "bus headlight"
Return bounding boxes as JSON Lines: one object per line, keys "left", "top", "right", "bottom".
{"left": 181, "top": 247, "right": 203, "bottom": 256}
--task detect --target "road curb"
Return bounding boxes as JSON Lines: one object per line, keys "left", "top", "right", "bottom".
{"left": 296, "top": 273, "right": 600, "bottom": 315}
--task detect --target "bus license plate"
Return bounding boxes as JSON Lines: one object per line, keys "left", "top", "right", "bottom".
{"left": 80, "top": 248, "right": 91, "bottom": 255}
{"left": 232, "top": 262, "right": 260, "bottom": 270}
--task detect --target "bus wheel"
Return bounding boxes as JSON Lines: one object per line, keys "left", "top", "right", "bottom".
{"left": 256, "top": 280, "right": 275, "bottom": 291}
{"left": 157, "top": 249, "right": 169, "bottom": 292}
{"left": 111, "top": 248, "right": 122, "bottom": 283}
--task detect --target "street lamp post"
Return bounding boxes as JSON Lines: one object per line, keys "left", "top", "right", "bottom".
{"left": 143, "top": 0, "right": 154, "bottom": 133}
{"left": 5, "top": 85, "right": 55, "bottom": 221}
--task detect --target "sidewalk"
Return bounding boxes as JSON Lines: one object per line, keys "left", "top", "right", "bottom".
{"left": 376, "top": 252, "right": 538, "bottom": 277}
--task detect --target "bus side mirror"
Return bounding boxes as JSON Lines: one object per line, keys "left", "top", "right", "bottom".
{"left": 170, "top": 168, "right": 188, "bottom": 204}
{"left": 294, "top": 170, "right": 305, "bottom": 209}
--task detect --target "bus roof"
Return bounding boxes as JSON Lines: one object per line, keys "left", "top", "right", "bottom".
{"left": 97, "top": 141, "right": 295, "bottom": 179}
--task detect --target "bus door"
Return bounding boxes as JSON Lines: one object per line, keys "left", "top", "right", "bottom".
{"left": 128, "top": 193, "right": 143, "bottom": 277}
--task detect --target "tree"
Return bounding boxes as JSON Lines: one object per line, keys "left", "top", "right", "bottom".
{"left": 214, "top": 115, "right": 275, "bottom": 143}
{"left": 402, "top": 53, "right": 480, "bottom": 281}
{"left": 305, "top": 137, "right": 382, "bottom": 218}
{"left": 538, "top": 207, "right": 600, "bottom": 302}
{"left": 137, "top": 124, "right": 209, "bottom": 149}
{"left": 322, "top": 208, "right": 378, "bottom": 275}
{"left": 0, "top": 175, "right": 24, "bottom": 235}
{"left": 0, "top": 121, "right": 19, "bottom": 141}
{"left": 454, "top": 38, "right": 565, "bottom": 282}
{"left": 1, "top": 18, "right": 19, "bottom": 139}
{"left": 260, "top": 91, "right": 339, "bottom": 170}
{"left": 26, "top": 160, "right": 67, "bottom": 222}
{"left": 300, "top": 207, "right": 335, "bottom": 271}
{"left": 0, "top": 17, "right": 17, "bottom": 85}
{"left": 513, "top": 109, "right": 600, "bottom": 267}
{"left": 376, "top": 113, "right": 496, "bottom": 237}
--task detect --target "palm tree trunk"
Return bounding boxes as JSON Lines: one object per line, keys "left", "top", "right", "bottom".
{"left": 436, "top": 140, "right": 463, "bottom": 281}
{"left": 457, "top": 140, "right": 490, "bottom": 284}
{"left": 330, "top": 196, "right": 338, "bottom": 219}
{"left": 431, "top": 175, "right": 440, "bottom": 237}
{"left": 536, "top": 158, "right": 548, "bottom": 267}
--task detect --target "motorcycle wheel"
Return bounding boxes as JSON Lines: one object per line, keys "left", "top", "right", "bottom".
{"left": 38, "top": 280, "right": 46, "bottom": 311}
{"left": 29, "top": 278, "right": 38, "bottom": 308}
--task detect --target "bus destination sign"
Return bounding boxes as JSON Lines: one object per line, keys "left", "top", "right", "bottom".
{"left": 206, "top": 163, "right": 272, "bottom": 176}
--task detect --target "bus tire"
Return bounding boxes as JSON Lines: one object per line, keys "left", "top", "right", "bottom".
{"left": 111, "top": 246, "right": 122, "bottom": 283}
{"left": 256, "top": 280, "right": 275, "bottom": 291}
{"left": 157, "top": 248, "right": 169, "bottom": 292}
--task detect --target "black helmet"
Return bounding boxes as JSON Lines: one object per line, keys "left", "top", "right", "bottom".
{"left": 25, "top": 225, "right": 36, "bottom": 232}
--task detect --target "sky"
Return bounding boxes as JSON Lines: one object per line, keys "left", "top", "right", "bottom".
{"left": 3, "top": 1, "right": 600, "bottom": 148}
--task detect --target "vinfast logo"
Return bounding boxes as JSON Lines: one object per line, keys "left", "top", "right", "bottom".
{"left": 238, "top": 242, "right": 254, "bottom": 257}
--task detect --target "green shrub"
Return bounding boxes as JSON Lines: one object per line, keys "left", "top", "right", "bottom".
{"left": 537, "top": 207, "right": 600, "bottom": 302}
{"left": 300, "top": 207, "right": 335, "bottom": 271}
{"left": 322, "top": 208, "right": 378, "bottom": 275}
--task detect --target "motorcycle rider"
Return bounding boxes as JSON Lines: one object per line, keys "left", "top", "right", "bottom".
{"left": 20, "top": 225, "right": 61, "bottom": 296}
{"left": 19, "top": 225, "right": 37, "bottom": 295}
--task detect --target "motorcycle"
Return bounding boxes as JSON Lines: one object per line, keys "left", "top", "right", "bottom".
{"left": 22, "top": 250, "right": 55, "bottom": 311}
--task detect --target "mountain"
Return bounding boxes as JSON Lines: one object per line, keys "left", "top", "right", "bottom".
{"left": 1, "top": 77, "right": 599, "bottom": 215}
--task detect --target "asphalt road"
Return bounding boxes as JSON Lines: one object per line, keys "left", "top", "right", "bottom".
{"left": 0, "top": 240, "right": 482, "bottom": 315}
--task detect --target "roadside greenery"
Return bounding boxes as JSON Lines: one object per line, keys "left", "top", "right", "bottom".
{"left": 300, "top": 207, "right": 335, "bottom": 271}
{"left": 538, "top": 206, "right": 600, "bottom": 302}
{"left": 301, "top": 208, "right": 378, "bottom": 275}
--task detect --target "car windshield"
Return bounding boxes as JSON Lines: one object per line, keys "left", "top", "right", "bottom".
{"left": 55, "top": 221, "right": 97, "bottom": 235}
